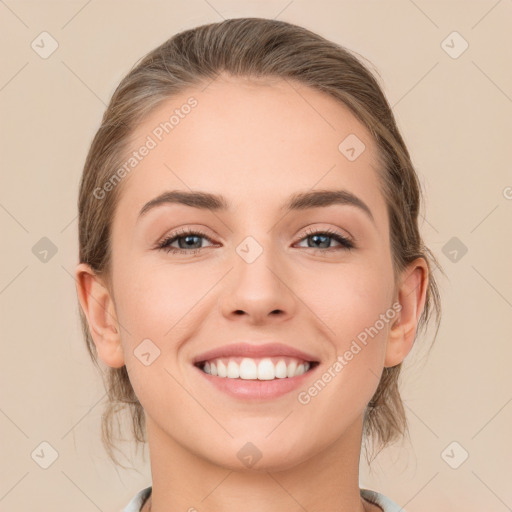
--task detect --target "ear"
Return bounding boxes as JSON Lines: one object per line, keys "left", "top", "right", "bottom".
{"left": 384, "top": 258, "right": 429, "bottom": 368}
{"left": 75, "top": 263, "right": 125, "bottom": 368}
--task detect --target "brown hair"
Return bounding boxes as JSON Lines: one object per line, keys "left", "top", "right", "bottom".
{"left": 77, "top": 17, "right": 443, "bottom": 468}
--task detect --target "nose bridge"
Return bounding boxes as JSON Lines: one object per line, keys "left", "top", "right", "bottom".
{"left": 220, "top": 231, "right": 296, "bottom": 321}
{"left": 236, "top": 234, "right": 279, "bottom": 288}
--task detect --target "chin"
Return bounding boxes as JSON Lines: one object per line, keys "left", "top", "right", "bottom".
{"left": 199, "top": 436, "right": 310, "bottom": 473}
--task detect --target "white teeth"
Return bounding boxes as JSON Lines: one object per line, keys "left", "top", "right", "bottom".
{"left": 257, "top": 358, "right": 275, "bottom": 380}
{"left": 227, "top": 360, "right": 240, "bottom": 378}
{"left": 200, "top": 357, "right": 312, "bottom": 380}
{"left": 217, "top": 359, "right": 227, "bottom": 377}
{"left": 239, "top": 358, "right": 258, "bottom": 379}
{"left": 275, "top": 360, "right": 288, "bottom": 378}
{"left": 286, "top": 360, "right": 297, "bottom": 378}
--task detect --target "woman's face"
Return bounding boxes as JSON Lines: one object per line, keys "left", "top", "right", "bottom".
{"left": 106, "top": 75, "right": 400, "bottom": 470}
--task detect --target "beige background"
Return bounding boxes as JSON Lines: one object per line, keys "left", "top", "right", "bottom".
{"left": 1, "top": 0, "right": 511, "bottom": 510}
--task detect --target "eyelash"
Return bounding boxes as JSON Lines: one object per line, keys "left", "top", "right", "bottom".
{"left": 156, "top": 226, "right": 355, "bottom": 255}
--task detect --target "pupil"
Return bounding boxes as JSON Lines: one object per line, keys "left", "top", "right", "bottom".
{"left": 180, "top": 235, "right": 201, "bottom": 249}
{"left": 310, "top": 234, "right": 329, "bottom": 248}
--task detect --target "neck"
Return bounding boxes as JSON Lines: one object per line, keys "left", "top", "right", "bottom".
{"left": 142, "top": 413, "right": 377, "bottom": 512}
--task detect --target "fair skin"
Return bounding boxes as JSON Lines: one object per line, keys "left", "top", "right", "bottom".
{"left": 76, "top": 75, "right": 428, "bottom": 512}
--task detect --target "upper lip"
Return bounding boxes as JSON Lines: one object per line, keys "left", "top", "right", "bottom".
{"left": 192, "top": 342, "right": 320, "bottom": 364}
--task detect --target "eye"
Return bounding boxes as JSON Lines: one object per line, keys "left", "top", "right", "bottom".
{"left": 295, "top": 227, "right": 354, "bottom": 251}
{"left": 157, "top": 228, "right": 216, "bottom": 255}
{"left": 156, "top": 226, "right": 355, "bottom": 256}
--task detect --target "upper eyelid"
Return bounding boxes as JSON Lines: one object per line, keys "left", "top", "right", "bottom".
{"left": 299, "top": 226, "right": 353, "bottom": 241}
{"left": 158, "top": 226, "right": 216, "bottom": 243}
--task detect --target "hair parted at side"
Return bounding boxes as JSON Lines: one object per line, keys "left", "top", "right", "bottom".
{"left": 77, "top": 16, "right": 443, "bottom": 468}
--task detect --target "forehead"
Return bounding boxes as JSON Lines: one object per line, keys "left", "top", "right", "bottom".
{"left": 114, "top": 75, "right": 387, "bottom": 227}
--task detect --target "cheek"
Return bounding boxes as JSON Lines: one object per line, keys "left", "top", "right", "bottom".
{"left": 310, "top": 260, "right": 394, "bottom": 362}
{"left": 113, "top": 258, "right": 215, "bottom": 350}
{"left": 116, "top": 266, "right": 169, "bottom": 330}
{"left": 112, "top": 261, "right": 197, "bottom": 404}
{"left": 297, "top": 267, "right": 394, "bottom": 418}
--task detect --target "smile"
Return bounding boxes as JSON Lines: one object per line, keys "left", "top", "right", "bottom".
{"left": 193, "top": 357, "right": 321, "bottom": 401}
{"left": 196, "top": 356, "right": 319, "bottom": 380}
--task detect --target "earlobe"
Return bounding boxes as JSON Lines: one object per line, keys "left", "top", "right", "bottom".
{"left": 75, "top": 263, "right": 125, "bottom": 368}
{"left": 384, "top": 258, "right": 429, "bottom": 368}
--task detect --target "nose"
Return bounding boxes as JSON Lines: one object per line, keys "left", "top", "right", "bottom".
{"left": 219, "top": 241, "right": 297, "bottom": 325}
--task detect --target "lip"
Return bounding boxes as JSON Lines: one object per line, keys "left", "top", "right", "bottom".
{"left": 192, "top": 342, "right": 320, "bottom": 365}
{"left": 193, "top": 361, "right": 321, "bottom": 401}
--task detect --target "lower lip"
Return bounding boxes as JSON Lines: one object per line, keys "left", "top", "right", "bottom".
{"left": 194, "top": 363, "right": 320, "bottom": 401}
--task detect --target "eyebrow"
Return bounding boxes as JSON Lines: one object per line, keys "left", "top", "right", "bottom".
{"left": 138, "top": 189, "right": 375, "bottom": 224}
